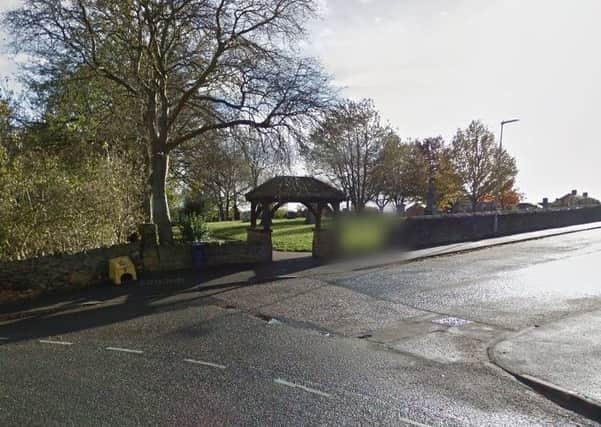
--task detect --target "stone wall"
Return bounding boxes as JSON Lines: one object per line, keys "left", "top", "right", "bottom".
{"left": 0, "top": 243, "right": 141, "bottom": 293}
{"left": 398, "top": 206, "right": 601, "bottom": 249}
{"left": 0, "top": 234, "right": 272, "bottom": 295}
{"left": 207, "top": 239, "right": 271, "bottom": 266}
{"left": 155, "top": 239, "right": 271, "bottom": 271}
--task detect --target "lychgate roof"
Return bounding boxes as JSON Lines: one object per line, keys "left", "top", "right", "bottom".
{"left": 245, "top": 176, "right": 346, "bottom": 203}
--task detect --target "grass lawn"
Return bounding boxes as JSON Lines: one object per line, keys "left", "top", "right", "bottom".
{"left": 208, "top": 218, "right": 314, "bottom": 252}
{"left": 207, "top": 216, "right": 401, "bottom": 253}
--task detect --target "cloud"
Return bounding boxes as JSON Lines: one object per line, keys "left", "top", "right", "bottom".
{"left": 308, "top": 0, "right": 601, "bottom": 201}
{"left": 0, "top": 0, "right": 23, "bottom": 12}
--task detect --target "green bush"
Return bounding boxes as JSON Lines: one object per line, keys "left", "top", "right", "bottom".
{"left": 0, "top": 145, "right": 145, "bottom": 261}
{"left": 181, "top": 213, "right": 211, "bottom": 243}
{"left": 273, "top": 209, "right": 288, "bottom": 219}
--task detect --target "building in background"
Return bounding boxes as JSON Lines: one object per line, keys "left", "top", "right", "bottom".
{"left": 551, "top": 190, "right": 600, "bottom": 208}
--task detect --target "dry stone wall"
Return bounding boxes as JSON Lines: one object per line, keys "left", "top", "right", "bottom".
{"left": 0, "top": 233, "right": 272, "bottom": 295}
{"left": 0, "top": 243, "right": 141, "bottom": 293}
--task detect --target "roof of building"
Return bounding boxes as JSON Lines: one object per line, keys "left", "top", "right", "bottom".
{"left": 552, "top": 191, "right": 600, "bottom": 207}
{"left": 245, "top": 176, "right": 346, "bottom": 203}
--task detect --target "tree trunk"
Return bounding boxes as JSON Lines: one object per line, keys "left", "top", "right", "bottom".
{"left": 425, "top": 177, "right": 436, "bottom": 215}
{"left": 471, "top": 197, "right": 478, "bottom": 213}
{"left": 233, "top": 199, "right": 240, "bottom": 220}
{"left": 354, "top": 199, "right": 365, "bottom": 213}
{"left": 225, "top": 196, "right": 230, "bottom": 221}
{"left": 144, "top": 89, "right": 173, "bottom": 245}
{"left": 149, "top": 151, "right": 174, "bottom": 244}
{"left": 396, "top": 199, "right": 405, "bottom": 215}
{"left": 143, "top": 147, "right": 152, "bottom": 221}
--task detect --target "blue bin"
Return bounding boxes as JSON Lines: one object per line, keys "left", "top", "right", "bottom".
{"left": 191, "top": 243, "right": 207, "bottom": 270}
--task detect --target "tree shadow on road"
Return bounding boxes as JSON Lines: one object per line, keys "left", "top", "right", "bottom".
{"left": 0, "top": 252, "right": 323, "bottom": 344}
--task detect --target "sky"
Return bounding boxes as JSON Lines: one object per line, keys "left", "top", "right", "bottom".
{"left": 1, "top": 0, "right": 600, "bottom": 202}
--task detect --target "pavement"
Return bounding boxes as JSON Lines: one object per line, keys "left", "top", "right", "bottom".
{"left": 283, "top": 220, "right": 601, "bottom": 277}
{"left": 3, "top": 222, "right": 601, "bottom": 425}
{"left": 492, "top": 310, "right": 601, "bottom": 419}
{"left": 5, "top": 220, "right": 601, "bottom": 321}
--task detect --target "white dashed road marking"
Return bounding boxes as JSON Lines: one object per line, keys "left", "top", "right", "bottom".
{"left": 39, "top": 339, "right": 73, "bottom": 346}
{"left": 399, "top": 418, "right": 432, "bottom": 427}
{"left": 274, "top": 378, "right": 331, "bottom": 398}
{"left": 106, "top": 347, "right": 144, "bottom": 354}
{"left": 0, "top": 337, "right": 9, "bottom": 341}
{"left": 184, "top": 358, "right": 226, "bottom": 370}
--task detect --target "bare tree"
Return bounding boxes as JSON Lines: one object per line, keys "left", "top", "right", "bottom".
{"left": 303, "top": 99, "right": 388, "bottom": 212}
{"left": 6, "top": 0, "right": 332, "bottom": 243}
{"left": 233, "top": 128, "right": 291, "bottom": 189}
{"left": 180, "top": 132, "right": 251, "bottom": 221}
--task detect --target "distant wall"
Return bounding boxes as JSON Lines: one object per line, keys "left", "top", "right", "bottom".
{"left": 398, "top": 206, "right": 601, "bottom": 249}
{"left": 0, "top": 237, "right": 271, "bottom": 295}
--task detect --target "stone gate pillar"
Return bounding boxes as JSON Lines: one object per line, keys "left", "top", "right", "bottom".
{"left": 312, "top": 228, "right": 341, "bottom": 259}
{"left": 247, "top": 228, "right": 273, "bottom": 262}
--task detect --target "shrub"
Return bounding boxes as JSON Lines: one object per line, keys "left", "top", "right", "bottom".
{"left": 181, "top": 213, "right": 211, "bottom": 243}
{"left": 273, "top": 209, "right": 289, "bottom": 219}
{"left": 0, "top": 147, "right": 145, "bottom": 261}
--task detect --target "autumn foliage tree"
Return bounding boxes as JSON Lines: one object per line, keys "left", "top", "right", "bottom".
{"left": 451, "top": 120, "right": 518, "bottom": 212}
{"left": 481, "top": 189, "right": 523, "bottom": 209}
{"left": 372, "top": 137, "right": 423, "bottom": 213}
{"left": 433, "top": 149, "right": 464, "bottom": 211}
{"left": 406, "top": 137, "right": 462, "bottom": 213}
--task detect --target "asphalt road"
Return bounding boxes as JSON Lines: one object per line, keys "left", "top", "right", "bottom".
{"left": 3, "top": 229, "right": 601, "bottom": 426}
{"left": 335, "top": 227, "right": 601, "bottom": 330}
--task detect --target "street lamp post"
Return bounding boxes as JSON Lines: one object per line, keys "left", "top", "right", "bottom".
{"left": 493, "top": 119, "right": 520, "bottom": 234}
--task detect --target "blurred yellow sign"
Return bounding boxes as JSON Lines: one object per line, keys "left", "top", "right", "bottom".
{"left": 108, "top": 256, "right": 137, "bottom": 285}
